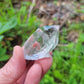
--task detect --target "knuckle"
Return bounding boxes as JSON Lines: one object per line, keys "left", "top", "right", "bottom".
{"left": 0, "top": 59, "right": 17, "bottom": 81}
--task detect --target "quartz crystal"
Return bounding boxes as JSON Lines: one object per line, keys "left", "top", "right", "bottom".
{"left": 24, "top": 25, "right": 59, "bottom": 60}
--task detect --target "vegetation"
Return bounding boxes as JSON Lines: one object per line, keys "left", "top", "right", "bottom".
{"left": 40, "top": 25, "right": 84, "bottom": 84}
{"left": 0, "top": 0, "right": 84, "bottom": 84}
{"left": 0, "top": 0, "right": 40, "bottom": 63}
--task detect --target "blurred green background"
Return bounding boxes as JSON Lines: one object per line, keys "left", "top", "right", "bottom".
{"left": 0, "top": 0, "right": 84, "bottom": 84}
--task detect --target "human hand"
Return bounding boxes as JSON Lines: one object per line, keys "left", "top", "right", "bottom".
{"left": 0, "top": 46, "right": 52, "bottom": 84}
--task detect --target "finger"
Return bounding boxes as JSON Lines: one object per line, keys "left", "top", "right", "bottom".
{"left": 0, "top": 46, "right": 26, "bottom": 84}
{"left": 24, "top": 63, "right": 42, "bottom": 84}
{"left": 17, "top": 61, "right": 34, "bottom": 84}
{"left": 24, "top": 55, "right": 52, "bottom": 84}
{"left": 50, "top": 51, "right": 52, "bottom": 56}
{"left": 35, "top": 56, "right": 52, "bottom": 77}
{"left": 17, "top": 41, "right": 40, "bottom": 84}
{"left": 32, "top": 41, "right": 40, "bottom": 49}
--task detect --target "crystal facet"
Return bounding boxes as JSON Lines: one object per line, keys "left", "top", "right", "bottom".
{"left": 24, "top": 25, "right": 59, "bottom": 60}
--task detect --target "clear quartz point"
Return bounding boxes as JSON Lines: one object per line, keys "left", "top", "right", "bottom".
{"left": 24, "top": 25, "right": 59, "bottom": 60}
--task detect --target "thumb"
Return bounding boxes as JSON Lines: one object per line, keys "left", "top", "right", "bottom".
{"left": 0, "top": 46, "right": 26, "bottom": 84}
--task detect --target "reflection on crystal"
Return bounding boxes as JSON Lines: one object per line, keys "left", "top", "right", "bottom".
{"left": 24, "top": 25, "right": 59, "bottom": 60}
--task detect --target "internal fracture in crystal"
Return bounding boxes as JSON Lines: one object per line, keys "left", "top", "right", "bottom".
{"left": 24, "top": 25, "right": 59, "bottom": 60}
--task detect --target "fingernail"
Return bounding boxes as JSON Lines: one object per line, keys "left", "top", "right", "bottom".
{"left": 13, "top": 46, "right": 21, "bottom": 58}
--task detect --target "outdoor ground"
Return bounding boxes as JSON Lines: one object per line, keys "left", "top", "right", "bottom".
{"left": 0, "top": 0, "right": 84, "bottom": 84}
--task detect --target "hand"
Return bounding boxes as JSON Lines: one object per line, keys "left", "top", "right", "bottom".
{"left": 0, "top": 46, "right": 52, "bottom": 84}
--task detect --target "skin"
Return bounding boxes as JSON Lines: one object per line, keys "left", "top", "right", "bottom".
{"left": 0, "top": 46, "right": 52, "bottom": 84}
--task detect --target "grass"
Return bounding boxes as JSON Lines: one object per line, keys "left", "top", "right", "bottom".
{"left": 40, "top": 24, "right": 84, "bottom": 84}
{"left": 0, "top": 0, "right": 84, "bottom": 84}
{"left": 0, "top": 0, "right": 40, "bottom": 61}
